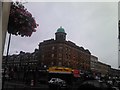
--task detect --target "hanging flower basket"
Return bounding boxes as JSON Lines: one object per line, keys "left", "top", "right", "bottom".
{"left": 7, "top": 2, "right": 39, "bottom": 37}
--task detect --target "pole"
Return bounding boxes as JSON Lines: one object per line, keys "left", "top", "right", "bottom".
{"left": 2, "top": 33, "right": 11, "bottom": 90}
{"left": 117, "top": 25, "right": 120, "bottom": 78}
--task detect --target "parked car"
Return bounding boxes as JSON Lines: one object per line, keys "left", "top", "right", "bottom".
{"left": 107, "top": 80, "right": 113, "bottom": 85}
{"left": 48, "top": 78, "right": 67, "bottom": 87}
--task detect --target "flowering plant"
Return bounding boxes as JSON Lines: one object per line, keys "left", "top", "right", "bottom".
{"left": 7, "top": 2, "right": 39, "bottom": 37}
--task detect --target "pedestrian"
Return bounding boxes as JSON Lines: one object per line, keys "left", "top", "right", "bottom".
{"left": 112, "top": 79, "right": 116, "bottom": 86}
{"left": 30, "top": 79, "right": 34, "bottom": 86}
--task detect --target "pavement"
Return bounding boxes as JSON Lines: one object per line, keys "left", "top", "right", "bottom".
{"left": 3, "top": 81, "right": 49, "bottom": 90}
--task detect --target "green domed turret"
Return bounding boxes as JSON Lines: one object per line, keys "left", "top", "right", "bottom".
{"left": 57, "top": 26, "right": 65, "bottom": 33}
{"left": 55, "top": 26, "right": 67, "bottom": 41}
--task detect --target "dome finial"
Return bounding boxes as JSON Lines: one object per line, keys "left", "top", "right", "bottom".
{"left": 57, "top": 26, "right": 65, "bottom": 33}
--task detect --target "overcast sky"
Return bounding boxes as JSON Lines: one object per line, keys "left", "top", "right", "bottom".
{"left": 4, "top": 2, "right": 118, "bottom": 69}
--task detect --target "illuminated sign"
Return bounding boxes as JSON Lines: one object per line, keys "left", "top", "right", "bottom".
{"left": 48, "top": 67, "right": 72, "bottom": 74}
{"left": 73, "top": 69, "right": 80, "bottom": 77}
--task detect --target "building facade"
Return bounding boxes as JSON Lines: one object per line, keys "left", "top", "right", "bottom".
{"left": 38, "top": 27, "right": 91, "bottom": 70}
{"left": 3, "top": 49, "right": 39, "bottom": 71}
{"left": 90, "top": 55, "right": 98, "bottom": 73}
{"left": 97, "top": 61, "right": 111, "bottom": 76}
{"left": 110, "top": 68, "right": 120, "bottom": 77}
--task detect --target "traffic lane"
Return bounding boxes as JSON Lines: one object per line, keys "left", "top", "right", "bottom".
{"left": 77, "top": 80, "right": 114, "bottom": 90}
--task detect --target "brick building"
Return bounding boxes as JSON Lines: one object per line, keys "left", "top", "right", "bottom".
{"left": 2, "top": 49, "right": 39, "bottom": 70}
{"left": 90, "top": 55, "right": 98, "bottom": 73}
{"left": 38, "top": 27, "right": 91, "bottom": 70}
{"left": 97, "top": 61, "right": 111, "bottom": 76}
